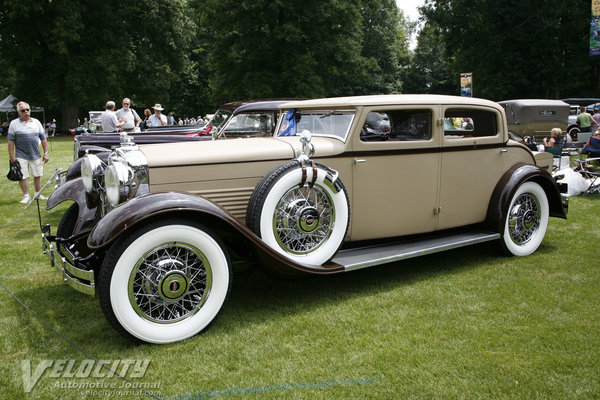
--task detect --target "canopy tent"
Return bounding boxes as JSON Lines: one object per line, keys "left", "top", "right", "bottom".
{"left": 0, "top": 94, "right": 45, "bottom": 124}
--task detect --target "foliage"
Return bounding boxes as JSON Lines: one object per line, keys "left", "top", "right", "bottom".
{"left": 0, "top": 136, "right": 599, "bottom": 399}
{"left": 404, "top": 23, "right": 455, "bottom": 94}
{"left": 0, "top": 0, "right": 194, "bottom": 128}
{"left": 192, "top": 0, "right": 410, "bottom": 103}
{"left": 420, "top": 0, "right": 600, "bottom": 100}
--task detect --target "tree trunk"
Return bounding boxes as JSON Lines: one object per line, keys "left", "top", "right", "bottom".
{"left": 60, "top": 104, "right": 79, "bottom": 132}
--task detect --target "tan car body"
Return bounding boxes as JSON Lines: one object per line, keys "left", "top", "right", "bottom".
{"left": 138, "top": 95, "right": 556, "bottom": 242}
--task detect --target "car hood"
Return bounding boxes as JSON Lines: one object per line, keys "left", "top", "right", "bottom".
{"left": 139, "top": 136, "right": 345, "bottom": 167}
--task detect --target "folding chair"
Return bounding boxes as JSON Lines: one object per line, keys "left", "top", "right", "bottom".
{"left": 544, "top": 146, "right": 564, "bottom": 170}
{"left": 575, "top": 157, "right": 600, "bottom": 194}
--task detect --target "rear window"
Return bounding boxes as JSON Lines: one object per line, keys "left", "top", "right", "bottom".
{"left": 444, "top": 109, "right": 497, "bottom": 138}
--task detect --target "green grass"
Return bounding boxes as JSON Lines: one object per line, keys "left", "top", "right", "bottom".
{"left": 0, "top": 136, "right": 599, "bottom": 400}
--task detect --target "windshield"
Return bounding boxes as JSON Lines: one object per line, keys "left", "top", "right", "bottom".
{"left": 219, "top": 111, "right": 275, "bottom": 138}
{"left": 277, "top": 109, "right": 355, "bottom": 141}
{"left": 206, "top": 108, "right": 233, "bottom": 130}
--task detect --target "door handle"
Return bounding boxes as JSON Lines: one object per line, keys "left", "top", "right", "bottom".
{"left": 500, "top": 149, "right": 508, "bottom": 153}
{"left": 353, "top": 158, "right": 367, "bottom": 164}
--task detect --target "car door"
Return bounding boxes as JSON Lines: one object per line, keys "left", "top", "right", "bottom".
{"left": 437, "top": 105, "right": 507, "bottom": 230}
{"left": 350, "top": 106, "right": 441, "bottom": 241}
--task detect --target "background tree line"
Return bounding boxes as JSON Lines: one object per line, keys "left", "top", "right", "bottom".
{"left": 0, "top": 0, "right": 598, "bottom": 130}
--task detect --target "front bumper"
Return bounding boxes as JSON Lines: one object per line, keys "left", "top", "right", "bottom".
{"left": 41, "top": 224, "right": 96, "bottom": 296}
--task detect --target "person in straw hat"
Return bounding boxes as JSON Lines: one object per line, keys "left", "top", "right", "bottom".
{"left": 147, "top": 103, "right": 167, "bottom": 127}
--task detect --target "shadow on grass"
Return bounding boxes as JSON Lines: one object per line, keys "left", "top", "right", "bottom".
{"left": 7, "top": 240, "right": 539, "bottom": 350}
{"left": 219, "top": 241, "right": 503, "bottom": 332}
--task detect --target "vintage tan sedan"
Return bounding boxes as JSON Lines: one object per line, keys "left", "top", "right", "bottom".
{"left": 41, "top": 95, "right": 568, "bottom": 344}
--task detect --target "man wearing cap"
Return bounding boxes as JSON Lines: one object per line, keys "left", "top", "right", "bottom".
{"left": 148, "top": 103, "right": 167, "bottom": 127}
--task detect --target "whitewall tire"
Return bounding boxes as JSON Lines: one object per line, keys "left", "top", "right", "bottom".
{"left": 99, "top": 219, "right": 231, "bottom": 344}
{"left": 501, "top": 181, "right": 549, "bottom": 256}
{"left": 246, "top": 161, "right": 350, "bottom": 265}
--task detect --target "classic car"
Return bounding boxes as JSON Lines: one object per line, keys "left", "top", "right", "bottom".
{"left": 40, "top": 94, "right": 568, "bottom": 344}
{"left": 61, "top": 101, "right": 296, "bottom": 185}
{"left": 498, "top": 99, "right": 569, "bottom": 142}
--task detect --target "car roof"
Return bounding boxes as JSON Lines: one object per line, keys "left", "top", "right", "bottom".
{"left": 498, "top": 99, "right": 570, "bottom": 107}
{"left": 279, "top": 94, "right": 502, "bottom": 110}
{"left": 232, "top": 100, "right": 298, "bottom": 115}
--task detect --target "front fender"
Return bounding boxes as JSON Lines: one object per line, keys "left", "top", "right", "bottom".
{"left": 88, "top": 192, "right": 344, "bottom": 276}
{"left": 46, "top": 177, "right": 102, "bottom": 234}
{"left": 485, "top": 163, "right": 567, "bottom": 233}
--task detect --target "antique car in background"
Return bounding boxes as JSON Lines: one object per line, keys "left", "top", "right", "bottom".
{"left": 40, "top": 95, "right": 568, "bottom": 344}
{"left": 498, "top": 99, "right": 569, "bottom": 142}
{"left": 62, "top": 101, "right": 294, "bottom": 184}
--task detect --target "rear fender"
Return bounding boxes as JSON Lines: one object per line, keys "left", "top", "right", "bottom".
{"left": 88, "top": 192, "right": 344, "bottom": 276}
{"left": 485, "top": 163, "right": 567, "bottom": 233}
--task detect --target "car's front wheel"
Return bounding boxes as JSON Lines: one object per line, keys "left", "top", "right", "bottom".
{"left": 98, "top": 219, "right": 231, "bottom": 344}
{"left": 501, "top": 181, "right": 549, "bottom": 256}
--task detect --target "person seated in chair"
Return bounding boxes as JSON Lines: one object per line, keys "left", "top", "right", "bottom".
{"left": 543, "top": 128, "right": 563, "bottom": 147}
{"left": 582, "top": 130, "right": 600, "bottom": 158}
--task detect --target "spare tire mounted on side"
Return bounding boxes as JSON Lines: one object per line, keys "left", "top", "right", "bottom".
{"left": 246, "top": 159, "right": 350, "bottom": 265}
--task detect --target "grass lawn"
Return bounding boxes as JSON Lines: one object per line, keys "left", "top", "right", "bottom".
{"left": 0, "top": 136, "right": 598, "bottom": 400}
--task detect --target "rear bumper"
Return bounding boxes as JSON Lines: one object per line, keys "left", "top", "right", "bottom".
{"left": 41, "top": 224, "right": 96, "bottom": 296}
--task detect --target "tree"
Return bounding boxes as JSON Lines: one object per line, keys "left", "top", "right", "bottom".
{"left": 404, "top": 23, "right": 455, "bottom": 94}
{"left": 192, "top": 0, "right": 411, "bottom": 103}
{"left": 0, "top": 0, "right": 194, "bottom": 129}
{"left": 421, "top": 0, "right": 600, "bottom": 100}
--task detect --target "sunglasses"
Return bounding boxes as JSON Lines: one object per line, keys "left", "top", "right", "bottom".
{"left": 19, "top": 108, "right": 30, "bottom": 112}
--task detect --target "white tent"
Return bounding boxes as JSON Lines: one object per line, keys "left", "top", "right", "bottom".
{"left": 0, "top": 94, "right": 45, "bottom": 123}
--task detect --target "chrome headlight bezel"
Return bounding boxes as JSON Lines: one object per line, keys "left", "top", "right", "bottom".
{"left": 105, "top": 162, "right": 133, "bottom": 207}
{"left": 81, "top": 154, "right": 106, "bottom": 193}
{"left": 103, "top": 145, "right": 149, "bottom": 208}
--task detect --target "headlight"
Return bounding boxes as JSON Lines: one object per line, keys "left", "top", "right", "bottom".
{"left": 105, "top": 162, "right": 133, "bottom": 207}
{"left": 81, "top": 154, "right": 106, "bottom": 193}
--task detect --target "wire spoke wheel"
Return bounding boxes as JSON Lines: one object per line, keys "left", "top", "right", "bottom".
{"left": 273, "top": 185, "right": 334, "bottom": 255}
{"left": 129, "top": 242, "right": 211, "bottom": 324}
{"left": 99, "top": 220, "right": 231, "bottom": 344}
{"left": 246, "top": 161, "right": 350, "bottom": 265}
{"left": 507, "top": 193, "right": 540, "bottom": 246}
{"left": 501, "top": 181, "right": 549, "bottom": 256}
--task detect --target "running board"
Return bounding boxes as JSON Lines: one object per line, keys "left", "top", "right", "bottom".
{"left": 332, "top": 230, "right": 501, "bottom": 271}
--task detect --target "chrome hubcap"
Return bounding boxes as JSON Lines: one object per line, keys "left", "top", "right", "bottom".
{"left": 273, "top": 185, "right": 334, "bottom": 254}
{"left": 508, "top": 193, "right": 540, "bottom": 245}
{"left": 129, "top": 242, "right": 212, "bottom": 323}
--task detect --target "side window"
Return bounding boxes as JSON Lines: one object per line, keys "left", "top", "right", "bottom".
{"left": 360, "top": 110, "right": 431, "bottom": 142}
{"left": 444, "top": 109, "right": 497, "bottom": 138}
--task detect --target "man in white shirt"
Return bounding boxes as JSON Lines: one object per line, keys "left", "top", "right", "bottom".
{"left": 7, "top": 101, "right": 49, "bottom": 203}
{"left": 101, "top": 101, "right": 123, "bottom": 132}
{"left": 115, "top": 97, "right": 141, "bottom": 132}
{"left": 147, "top": 103, "right": 167, "bottom": 127}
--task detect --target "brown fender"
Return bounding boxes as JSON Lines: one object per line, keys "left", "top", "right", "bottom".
{"left": 87, "top": 192, "right": 345, "bottom": 276}
{"left": 485, "top": 163, "right": 567, "bottom": 234}
{"left": 46, "top": 177, "right": 102, "bottom": 234}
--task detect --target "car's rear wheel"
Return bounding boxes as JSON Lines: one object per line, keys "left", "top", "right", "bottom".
{"left": 568, "top": 126, "right": 580, "bottom": 142}
{"left": 500, "top": 181, "right": 549, "bottom": 256}
{"left": 246, "top": 161, "right": 350, "bottom": 265}
{"left": 98, "top": 219, "right": 231, "bottom": 344}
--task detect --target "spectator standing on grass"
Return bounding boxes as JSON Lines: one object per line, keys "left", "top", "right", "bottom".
{"left": 116, "top": 98, "right": 141, "bottom": 132}
{"left": 147, "top": 103, "right": 167, "bottom": 127}
{"left": 101, "top": 101, "right": 123, "bottom": 132}
{"left": 577, "top": 106, "right": 593, "bottom": 133}
{"left": 7, "top": 101, "right": 49, "bottom": 204}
